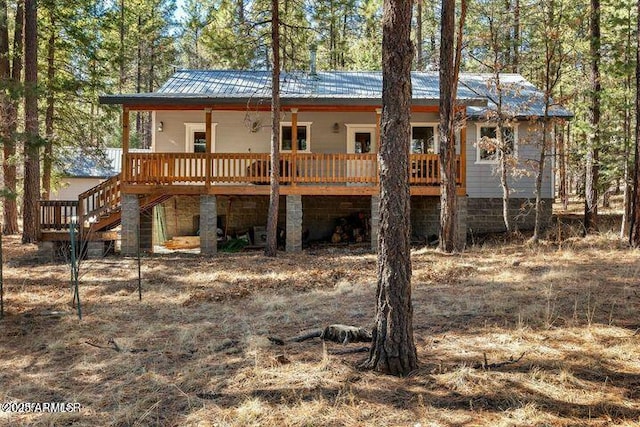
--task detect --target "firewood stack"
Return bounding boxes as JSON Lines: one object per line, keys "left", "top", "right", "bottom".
{"left": 330, "top": 213, "right": 369, "bottom": 244}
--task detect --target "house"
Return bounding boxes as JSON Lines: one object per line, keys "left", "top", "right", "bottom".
{"left": 51, "top": 147, "right": 150, "bottom": 201}
{"left": 38, "top": 70, "right": 572, "bottom": 255}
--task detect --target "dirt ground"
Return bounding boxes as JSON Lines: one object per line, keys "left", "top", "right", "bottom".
{"left": 1, "top": 232, "right": 639, "bottom": 426}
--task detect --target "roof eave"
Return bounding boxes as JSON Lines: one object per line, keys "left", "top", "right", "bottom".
{"left": 99, "top": 94, "right": 487, "bottom": 108}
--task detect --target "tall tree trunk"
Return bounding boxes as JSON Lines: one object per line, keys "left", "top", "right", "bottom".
{"left": 621, "top": 6, "right": 633, "bottom": 239}
{"left": 630, "top": 0, "right": 640, "bottom": 247}
{"left": 135, "top": 13, "right": 142, "bottom": 142}
{"left": 513, "top": 0, "right": 520, "bottom": 73}
{"left": 0, "top": 0, "right": 11, "bottom": 209}
{"left": 438, "top": 0, "right": 465, "bottom": 252}
{"left": 265, "top": 0, "right": 280, "bottom": 257}
{"left": 584, "top": 0, "right": 600, "bottom": 234}
{"left": 361, "top": 0, "right": 416, "bottom": 377}
{"left": 558, "top": 122, "right": 568, "bottom": 210}
{"left": 42, "top": 9, "right": 55, "bottom": 200}
{"left": 22, "top": 0, "right": 39, "bottom": 243}
{"left": 2, "top": 0, "right": 22, "bottom": 235}
{"left": 119, "top": 0, "right": 125, "bottom": 93}
{"left": 416, "top": 0, "right": 423, "bottom": 70}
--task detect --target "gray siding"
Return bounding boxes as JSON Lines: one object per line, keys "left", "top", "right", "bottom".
{"left": 466, "top": 121, "right": 553, "bottom": 199}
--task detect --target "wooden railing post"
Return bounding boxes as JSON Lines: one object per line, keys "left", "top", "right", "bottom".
{"left": 205, "top": 108, "right": 212, "bottom": 189}
{"left": 375, "top": 108, "right": 382, "bottom": 184}
{"left": 291, "top": 108, "right": 298, "bottom": 185}
{"left": 122, "top": 107, "right": 130, "bottom": 184}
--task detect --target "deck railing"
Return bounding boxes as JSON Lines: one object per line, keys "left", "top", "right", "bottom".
{"left": 39, "top": 200, "right": 79, "bottom": 231}
{"left": 125, "top": 152, "right": 462, "bottom": 187}
{"left": 77, "top": 174, "right": 121, "bottom": 225}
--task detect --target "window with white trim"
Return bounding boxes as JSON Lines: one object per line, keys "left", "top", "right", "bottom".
{"left": 280, "top": 122, "right": 311, "bottom": 152}
{"left": 476, "top": 124, "right": 517, "bottom": 163}
{"left": 185, "top": 123, "right": 217, "bottom": 153}
{"left": 411, "top": 124, "right": 438, "bottom": 154}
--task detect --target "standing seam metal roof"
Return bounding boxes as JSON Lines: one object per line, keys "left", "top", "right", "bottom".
{"left": 100, "top": 70, "right": 572, "bottom": 118}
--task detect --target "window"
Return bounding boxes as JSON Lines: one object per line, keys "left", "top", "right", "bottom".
{"left": 193, "top": 131, "right": 206, "bottom": 153}
{"left": 476, "top": 124, "right": 517, "bottom": 163}
{"left": 184, "top": 123, "right": 217, "bottom": 152}
{"left": 411, "top": 125, "right": 437, "bottom": 154}
{"left": 280, "top": 122, "right": 311, "bottom": 152}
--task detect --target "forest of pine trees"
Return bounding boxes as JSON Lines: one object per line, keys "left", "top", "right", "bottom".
{"left": 0, "top": 0, "right": 639, "bottom": 242}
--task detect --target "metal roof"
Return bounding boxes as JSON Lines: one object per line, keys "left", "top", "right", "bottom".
{"left": 460, "top": 73, "right": 573, "bottom": 119}
{"left": 58, "top": 147, "right": 150, "bottom": 178}
{"left": 99, "top": 70, "right": 572, "bottom": 118}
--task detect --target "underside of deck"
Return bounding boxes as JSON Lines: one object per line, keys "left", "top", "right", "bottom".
{"left": 121, "top": 184, "right": 467, "bottom": 196}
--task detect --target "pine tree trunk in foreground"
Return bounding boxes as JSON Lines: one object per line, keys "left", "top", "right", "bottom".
{"left": 584, "top": 0, "right": 600, "bottom": 234}
{"left": 438, "top": 0, "right": 459, "bottom": 252}
{"left": 265, "top": 0, "right": 280, "bottom": 257}
{"left": 22, "top": 0, "right": 39, "bottom": 243}
{"left": 361, "top": 0, "right": 417, "bottom": 377}
{"left": 2, "top": 0, "right": 22, "bottom": 235}
{"left": 630, "top": 0, "right": 640, "bottom": 247}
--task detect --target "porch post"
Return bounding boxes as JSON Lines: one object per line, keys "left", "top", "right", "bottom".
{"left": 122, "top": 107, "right": 130, "bottom": 182}
{"left": 205, "top": 108, "right": 212, "bottom": 188}
{"left": 291, "top": 108, "right": 298, "bottom": 185}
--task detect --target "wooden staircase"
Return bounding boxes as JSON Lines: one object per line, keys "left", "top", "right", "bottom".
{"left": 39, "top": 173, "right": 172, "bottom": 240}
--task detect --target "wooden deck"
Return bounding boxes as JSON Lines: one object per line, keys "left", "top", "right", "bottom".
{"left": 122, "top": 152, "right": 464, "bottom": 196}
{"left": 39, "top": 151, "right": 466, "bottom": 238}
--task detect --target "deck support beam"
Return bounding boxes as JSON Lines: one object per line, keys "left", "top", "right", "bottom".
{"left": 286, "top": 195, "right": 302, "bottom": 252}
{"left": 291, "top": 108, "right": 298, "bottom": 186}
{"left": 122, "top": 108, "right": 130, "bottom": 182}
{"left": 200, "top": 195, "right": 218, "bottom": 255}
{"left": 205, "top": 108, "right": 212, "bottom": 189}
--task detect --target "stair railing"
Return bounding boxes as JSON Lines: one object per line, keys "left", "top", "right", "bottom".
{"left": 77, "top": 173, "right": 121, "bottom": 229}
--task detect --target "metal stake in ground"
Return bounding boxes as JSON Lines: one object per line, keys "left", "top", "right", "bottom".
{"left": 69, "top": 220, "right": 82, "bottom": 320}
{"left": 137, "top": 223, "right": 142, "bottom": 301}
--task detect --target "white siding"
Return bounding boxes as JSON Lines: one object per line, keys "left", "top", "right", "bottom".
{"left": 51, "top": 178, "right": 103, "bottom": 200}
{"left": 153, "top": 110, "right": 441, "bottom": 154}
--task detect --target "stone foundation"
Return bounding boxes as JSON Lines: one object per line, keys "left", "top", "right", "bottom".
{"left": 302, "top": 196, "right": 371, "bottom": 242}
{"left": 286, "top": 195, "right": 302, "bottom": 252}
{"left": 121, "top": 194, "right": 140, "bottom": 257}
{"left": 154, "top": 195, "right": 287, "bottom": 247}
{"left": 410, "top": 196, "right": 440, "bottom": 241}
{"left": 200, "top": 195, "right": 218, "bottom": 255}
{"left": 370, "top": 196, "right": 380, "bottom": 251}
{"left": 133, "top": 194, "right": 552, "bottom": 255}
{"left": 466, "top": 197, "right": 552, "bottom": 234}
{"left": 410, "top": 196, "right": 468, "bottom": 248}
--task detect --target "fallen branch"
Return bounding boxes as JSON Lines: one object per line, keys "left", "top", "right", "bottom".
{"left": 474, "top": 352, "right": 526, "bottom": 370}
{"left": 330, "top": 346, "right": 369, "bottom": 355}
{"left": 268, "top": 324, "right": 372, "bottom": 345}
{"left": 85, "top": 340, "right": 120, "bottom": 352}
{"left": 84, "top": 339, "right": 147, "bottom": 354}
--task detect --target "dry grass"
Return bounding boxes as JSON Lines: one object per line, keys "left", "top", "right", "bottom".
{"left": 1, "top": 233, "right": 640, "bottom": 426}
